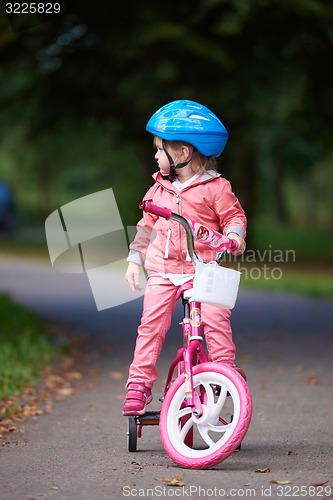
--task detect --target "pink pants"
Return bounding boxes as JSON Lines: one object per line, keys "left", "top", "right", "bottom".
{"left": 126, "top": 273, "right": 236, "bottom": 389}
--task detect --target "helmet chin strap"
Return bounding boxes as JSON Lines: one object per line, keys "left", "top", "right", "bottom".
{"left": 162, "top": 143, "right": 197, "bottom": 182}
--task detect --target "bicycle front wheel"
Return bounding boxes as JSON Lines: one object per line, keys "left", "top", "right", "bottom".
{"left": 159, "top": 363, "right": 252, "bottom": 469}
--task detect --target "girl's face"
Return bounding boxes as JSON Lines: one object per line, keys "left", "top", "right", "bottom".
{"left": 154, "top": 137, "right": 172, "bottom": 175}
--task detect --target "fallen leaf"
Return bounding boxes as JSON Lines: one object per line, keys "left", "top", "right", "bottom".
{"left": 64, "top": 371, "right": 82, "bottom": 380}
{"left": 271, "top": 480, "right": 291, "bottom": 485}
{"left": 62, "top": 356, "right": 75, "bottom": 369}
{"left": 0, "top": 419, "right": 13, "bottom": 426}
{"left": 56, "top": 387, "right": 74, "bottom": 398}
{"left": 48, "top": 486, "right": 59, "bottom": 490}
{"left": 161, "top": 475, "right": 185, "bottom": 486}
{"left": 11, "top": 413, "right": 25, "bottom": 423}
{"left": 46, "top": 374, "right": 66, "bottom": 389}
{"left": 85, "top": 383, "right": 96, "bottom": 391}
{"left": 287, "top": 450, "right": 298, "bottom": 456}
{"left": 310, "top": 481, "right": 329, "bottom": 487}
{"left": 255, "top": 467, "right": 271, "bottom": 473}
{"left": 10, "top": 439, "right": 28, "bottom": 445}
{"left": 22, "top": 388, "right": 37, "bottom": 397}
{"left": 108, "top": 371, "right": 123, "bottom": 380}
{"left": 0, "top": 424, "right": 16, "bottom": 433}
{"left": 22, "top": 405, "right": 43, "bottom": 417}
{"left": 305, "top": 373, "right": 319, "bottom": 385}
{"left": 44, "top": 404, "right": 53, "bottom": 414}
{"left": 0, "top": 344, "right": 81, "bottom": 441}
{"left": 131, "top": 460, "right": 145, "bottom": 470}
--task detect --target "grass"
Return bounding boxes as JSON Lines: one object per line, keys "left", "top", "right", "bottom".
{"left": 249, "top": 223, "right": 333, "bottom": 262}
{"left": 238, "top": 263, "right": 333, "bottom": 298}
{"left": 0, "top": 294, "right": 56, "bottom": 401}
{"left": 223, "top": 224, "right": 333, "bottom": 299}
{"left": 0, "top": 234, "right": 48, "bottom": 261}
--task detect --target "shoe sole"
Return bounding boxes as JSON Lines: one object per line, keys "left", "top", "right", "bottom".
{"left": 123, "top": 406, "right": 147, "bottom": 417}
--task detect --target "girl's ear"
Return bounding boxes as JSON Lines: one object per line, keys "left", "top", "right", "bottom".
{"left": 181, "top": 145, "right": 191, "bottom": 160}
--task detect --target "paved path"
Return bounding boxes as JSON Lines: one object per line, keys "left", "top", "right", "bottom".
{"left": 0, "top": 257, "right": 332, "bottom": 500}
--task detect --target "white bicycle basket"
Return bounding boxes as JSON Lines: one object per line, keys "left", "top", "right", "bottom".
{"left": 193, "top": 260, "right": 241, "bottom": 309}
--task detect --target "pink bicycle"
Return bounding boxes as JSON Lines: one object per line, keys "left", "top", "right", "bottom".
{"left": 126, "top": 201, "right": 252, "bottom": 469}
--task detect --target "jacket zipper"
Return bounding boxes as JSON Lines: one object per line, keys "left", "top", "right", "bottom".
{"left": 162, "top": 193, "right": 180, "bottom": 261}
{"left": 156, "top": 179, "right": 203, "bottom": 271}
{"left": 175, "top": 193, "right": 185, "bottom": 272}
{"left": 175, "top": 193, "right": 180, "bottom": 213}
{"left": 164, "top": 227, "right": 171, "bottom": 259}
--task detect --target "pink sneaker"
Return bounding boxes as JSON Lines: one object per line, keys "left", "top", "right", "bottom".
{"left": 235, "top": 365, "right": 247, "bottom": 381}
{"left": 122, "top": 382, "right": 153, "bottom": 416}
{"left": 218, "top": 360, "right": 247, "bottom": 381}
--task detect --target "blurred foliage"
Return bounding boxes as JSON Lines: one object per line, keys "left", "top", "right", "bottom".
{"left": 0, "top": 0, "right": 332, "bottom": 238}
{"left": 0, "top": 294, "right": 54, "bottom": 399}
{"left": 240, "top": 263, "right": 333, "bottom": 298}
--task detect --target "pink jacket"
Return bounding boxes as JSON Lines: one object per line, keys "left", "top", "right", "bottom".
{"left": 129, "top": 171, "right": 247, "bottom": 274}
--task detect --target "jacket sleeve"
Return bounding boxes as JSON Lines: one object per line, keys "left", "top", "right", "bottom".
{"left": 127, "top": 185, "right": 158, "bottom": 265}
{"left": 213, "top": 178, "right": 247, "bottom": 238}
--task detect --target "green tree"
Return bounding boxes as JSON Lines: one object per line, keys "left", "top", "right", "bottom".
{"left": 0, "top": 0, "right": 332, "bottom": 228}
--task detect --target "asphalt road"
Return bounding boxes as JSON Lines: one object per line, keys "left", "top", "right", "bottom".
{"left": 0, "top": 257, "right": 332, "bottom": 500}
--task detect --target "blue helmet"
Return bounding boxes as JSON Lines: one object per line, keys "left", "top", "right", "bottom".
{"left": 146, "top": 100, "right": 228, "bottom": 157}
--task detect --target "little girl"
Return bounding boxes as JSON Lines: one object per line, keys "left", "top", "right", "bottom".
{"left": 123, "top": 100, "right": 247, "bottom": 416}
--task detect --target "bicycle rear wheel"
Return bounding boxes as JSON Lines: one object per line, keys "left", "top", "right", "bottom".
{"left": 159, "top": 363, "right": 252, "bottom": 469}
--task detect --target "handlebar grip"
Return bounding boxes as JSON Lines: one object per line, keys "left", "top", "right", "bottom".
{"left": 140, "top": 201, "right": 172, "bottom": 220}
{"left": 229, "top": 239, "right": 239, "bottom": 251}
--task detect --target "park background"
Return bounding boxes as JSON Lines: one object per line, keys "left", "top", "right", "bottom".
{"left": 1, "top": 5, "right": 333, "bottom": 492}
{"left": 0, "top": 0, "right": 333, "bottom": 297}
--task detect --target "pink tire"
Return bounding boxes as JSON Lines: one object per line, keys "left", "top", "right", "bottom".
{"left": 159, "top": 363, "right": 252, "bottom": 469}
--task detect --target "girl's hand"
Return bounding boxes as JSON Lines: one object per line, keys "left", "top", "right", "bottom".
{"left": 227, "top": 232, "right": 246, "bottom": 256}
{"left": 125, "top": 262, "right": 143, "bottom": 291}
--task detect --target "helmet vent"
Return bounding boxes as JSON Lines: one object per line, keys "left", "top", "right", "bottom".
{"left": 189, "top": 114, "right": 209, "bottom": 121}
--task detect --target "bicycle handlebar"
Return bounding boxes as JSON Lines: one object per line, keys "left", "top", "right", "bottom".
{"left": 140, "top": 200, "right": 238, "bottom": 261}
{"left": 227, "top": 238, "right": 238, "bottom": 252}
{"left": 140, "top": 201, "right": 172, "bottom": 220}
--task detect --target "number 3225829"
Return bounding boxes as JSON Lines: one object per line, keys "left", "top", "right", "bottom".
{"left": 6, "top": 3, "right": 61, "bottom": 14}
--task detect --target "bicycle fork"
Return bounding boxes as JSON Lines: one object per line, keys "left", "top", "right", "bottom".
{"left": 182, "top": 297, "right": 209, "bottom": 417}
{"left": 163, "top": 295, "right": 209, "bottom": 416}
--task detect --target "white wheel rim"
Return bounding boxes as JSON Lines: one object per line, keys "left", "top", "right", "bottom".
{"left": 165, "top": 371, "right": 241, "bottom": 458}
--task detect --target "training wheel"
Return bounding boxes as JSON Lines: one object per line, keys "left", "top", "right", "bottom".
{"left": 127, "top": 416, "right": 137, "bottom": 452}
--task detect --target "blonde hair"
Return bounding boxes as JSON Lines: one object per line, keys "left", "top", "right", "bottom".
{"left": 163, "top": 139, "right": 218, "bottom": 174}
